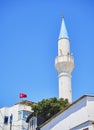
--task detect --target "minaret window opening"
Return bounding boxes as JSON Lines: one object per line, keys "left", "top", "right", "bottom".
{"left": 67, "top": 52, "right": 70, "bottom": 55}
{"left": 59, "top": 49, "right": 70, "bottom": 56}
{"left": 59, "top": 49, "right": 63, "bottom": 55}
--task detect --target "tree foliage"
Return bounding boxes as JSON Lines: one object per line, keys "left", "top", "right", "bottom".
{"left": 32, "top": 97, "right": 69, "bottom": 121}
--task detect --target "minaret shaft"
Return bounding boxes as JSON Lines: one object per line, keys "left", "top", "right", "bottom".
{"left": 58, "top": 72, "right": 72, "bottom": 103}
{"left": 55, "top": 17, "right": 74, "bottom": 103}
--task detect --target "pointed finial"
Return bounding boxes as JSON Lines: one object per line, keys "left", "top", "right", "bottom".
{"left": 58, "top": 14, "right": 69, "bottom": 40}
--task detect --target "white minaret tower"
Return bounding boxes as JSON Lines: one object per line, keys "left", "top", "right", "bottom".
{"left": 55, "top": 16, "right": 74, "bottom": 103}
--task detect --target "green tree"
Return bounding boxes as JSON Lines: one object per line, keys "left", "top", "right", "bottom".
{"left": 32, "top": 97, "right": 69, "bottom": 121}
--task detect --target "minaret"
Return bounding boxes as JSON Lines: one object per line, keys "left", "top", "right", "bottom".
{"left": 55, "top": 16, "right": 74, "bottom": 103}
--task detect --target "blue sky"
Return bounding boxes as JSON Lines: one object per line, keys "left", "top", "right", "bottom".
{"left": 0, "top": 0, "right": 94, "bottom": 107}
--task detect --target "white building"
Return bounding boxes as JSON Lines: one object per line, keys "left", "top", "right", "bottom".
{"left": 1, "top": 15, "right": 94, "bottom": 130}
{"left": 26, "top": 16, "right": 94, "bottom": 130}
{"left": 0, "top": 101, "right": 33, "bottom": 130}
{"left": 38, "top": 95, "right": 94, "bottom": 130}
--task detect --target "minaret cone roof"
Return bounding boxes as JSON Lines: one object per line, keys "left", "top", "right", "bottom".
{"left": 59, "top": 16, "right": 69, "bottom": 39}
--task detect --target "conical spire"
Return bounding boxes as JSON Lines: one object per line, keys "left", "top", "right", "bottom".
{"left": 59, "top": 15, "right": 69, "bottom": 39}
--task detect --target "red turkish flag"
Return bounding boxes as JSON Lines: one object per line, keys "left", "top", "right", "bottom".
{"left": 19, "top": 93, "right": 27, "bottom": 98}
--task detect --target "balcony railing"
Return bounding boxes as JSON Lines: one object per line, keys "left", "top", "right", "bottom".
{"left": 55, "top": 54, "right": 74, "bottom": 64}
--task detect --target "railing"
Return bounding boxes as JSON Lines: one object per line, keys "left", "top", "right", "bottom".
{"left": 55, "top": 54, "right": 74, "bottom": 64}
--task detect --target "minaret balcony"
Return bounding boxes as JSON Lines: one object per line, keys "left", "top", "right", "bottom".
{"left": 55, "top": 54, "right": 74, "bottom": 73}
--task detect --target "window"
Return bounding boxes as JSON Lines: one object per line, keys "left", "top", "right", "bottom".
{"left": 83, "top": 128, "right": 89, "bottom": 130}
{"left": 18, "top": 111, "right": 31, "bottom": 121}
{"left": 18, "top": 111, "right": 23, "bottom": 120}
{"left": 4, "top": 116, "right": 8, "bottom": 124}
{"left": 10, "top": 114, "right": 13, "bottom": 124}
{"left": 30, "top": 117, "right": 37, "bottom": 129}
{"left": 23, "top": 111, "right": 31, "bottom": 121}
